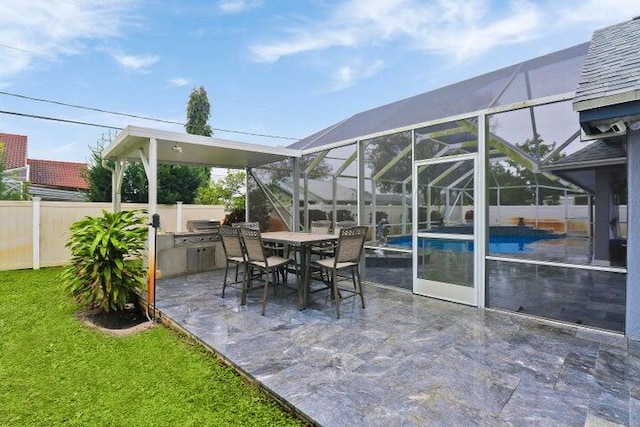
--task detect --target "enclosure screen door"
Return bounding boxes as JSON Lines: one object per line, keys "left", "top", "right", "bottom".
{"left": 413, "top": 154, "right": 478, "bottom": 305}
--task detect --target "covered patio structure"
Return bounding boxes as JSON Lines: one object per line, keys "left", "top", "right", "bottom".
{"left": 102, "top": 18, "right": 639, "bottom": 342}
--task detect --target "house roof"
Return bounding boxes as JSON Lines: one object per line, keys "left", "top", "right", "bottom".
{"left": 573, "top": 17, "right": 640, "bottom": 112}
{"left": 290, "top": 43, "right": 588, "bottom": 152}
{"left": 27, "top": 159, "right": 89, "bottom": 190}
{"left": 541, "top": 139, "right": 627, "bottom": 194}
{"left": 0, "top": 133, "right": 28, "bottom": 170}
{"left": 544, "top": 139, "right": 627, "bottom": 171}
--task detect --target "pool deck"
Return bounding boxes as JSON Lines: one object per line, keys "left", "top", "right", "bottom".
{"left": 155, "top": 269, "right": 640, "bottom": 426}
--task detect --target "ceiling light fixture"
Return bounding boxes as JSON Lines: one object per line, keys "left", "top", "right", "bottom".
{"left": 171, "top": 143, "right": 183, "bottom": 153}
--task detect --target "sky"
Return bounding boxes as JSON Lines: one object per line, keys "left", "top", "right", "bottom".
{"left": 1, "top": 0, "right": 639, "bottom": 168}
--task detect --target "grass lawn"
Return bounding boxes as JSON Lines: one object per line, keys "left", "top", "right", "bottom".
{"left": 0, "top": 268, "right": 303, "bottom": 427}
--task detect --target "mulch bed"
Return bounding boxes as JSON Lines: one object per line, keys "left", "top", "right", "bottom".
{"left": 77, "top": 303, "right": 155, "bottom": 336}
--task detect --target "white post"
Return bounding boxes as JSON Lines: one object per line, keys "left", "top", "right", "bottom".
{"left": 176, "top": 201, "right": 183, "bottom": 232}
{"left": 32, "top": 197, "right": 41, "bottom": 270}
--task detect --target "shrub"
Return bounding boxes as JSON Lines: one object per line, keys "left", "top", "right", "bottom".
{"left": 60, "top": 209, "right": 148, "bottom": 312}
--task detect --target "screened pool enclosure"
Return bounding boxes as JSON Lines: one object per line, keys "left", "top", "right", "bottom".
{"left": 247, "top": 42, "right": 628, "bottom": 333}
{"left": 104, "top": 38, "right": 633, "bottom": 336}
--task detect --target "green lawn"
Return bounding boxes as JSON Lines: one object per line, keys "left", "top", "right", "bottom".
{"left": 0, "top": 268, "right": 303, "bottom": 427}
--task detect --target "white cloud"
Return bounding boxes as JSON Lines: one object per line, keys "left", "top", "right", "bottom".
{"left": 250, "top": 0, "right": 544, "bottom": 63}
{"left": 558, "top": 0, "right": 640, "bottom": 24}
{"left": 0, "top": 0, "right": 135, "bottom": 78}
{"left": 218, "top": 0, "right": 262, "bottom": 14}
{"left": 332, "top": 59, "right": 384, "bottom": 91}
{"left": 111, "top": 52, "right": 159, "bottom": 71}
{"left": 169, "top": 77, "right": 189, "bottom": 87}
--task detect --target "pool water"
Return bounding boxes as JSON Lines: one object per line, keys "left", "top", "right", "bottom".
{"left": 388, "top": 234, "right": 559, "bottom": 254}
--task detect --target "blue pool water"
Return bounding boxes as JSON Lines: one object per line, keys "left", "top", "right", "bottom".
{"left": 388, "top": 234, "right": 559, "bottom": 254}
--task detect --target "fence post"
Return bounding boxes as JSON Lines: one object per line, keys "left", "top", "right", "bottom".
{"left": 176, "top": 201, "right": 183, "bottom": 232}
{"left": 32, "top": 197, "right": 41, "bottom": 270}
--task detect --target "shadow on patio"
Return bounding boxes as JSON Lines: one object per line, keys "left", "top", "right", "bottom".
{"left": 155, "top": 270, "right": 640, "bottom": 426}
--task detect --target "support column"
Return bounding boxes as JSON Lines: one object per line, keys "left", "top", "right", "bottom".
{"left": 593, "top": 169, "right": 612, "bottom": 265}
{"left": 357, "top": 140, "right": 365, "bottom": 226}
{"left": 626, "top": 129, "right": 640, "bottom": 339}
{"left": 477, "top": 114, "right": 488, "bottom": 308}
{"left": 146, "top": 138, "right": 158, "bottom": 318}
{"left": 292, "top": 158, "right": 300, "bottom": 231}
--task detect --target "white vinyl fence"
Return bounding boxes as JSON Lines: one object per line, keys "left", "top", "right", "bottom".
{"left": 0, "top": 200, "right": 225, "bottom": 271}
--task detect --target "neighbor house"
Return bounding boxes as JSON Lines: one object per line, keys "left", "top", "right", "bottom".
{"left": 0, "top": 132, "right": 89, "bottom": 201}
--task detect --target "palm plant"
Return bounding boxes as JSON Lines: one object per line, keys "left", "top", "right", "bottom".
{"left": 60, "top": 209, "right": 148, "bottom": 312}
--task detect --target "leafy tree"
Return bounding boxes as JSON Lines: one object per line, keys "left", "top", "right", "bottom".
{"left": 120, "top": 162, "right": 209, "bottom": 204}
{"left": 84, "top": 137, "right": 113, "bottom": 202}
{"left": 195, "top": 170, "right": 246, "bottom": 211}
{"left": 490, "top": 135, "right": 565, "bottom": 205}
{"left": 185, "top": 86, "right": 213, "bottom": 137}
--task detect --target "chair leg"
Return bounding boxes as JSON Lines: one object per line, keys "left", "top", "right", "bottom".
{"left": 222, "top": 262, "right": 230, "bottom": 298}
{"left": 261, "top": 267, "right": 270, "bottom": 316}
{"left": 332, "top": 269, "right": 341, "bottom": 319}
{"left": 356, "top": 268, "right": 365, "bottom": 309}
{"left": 241, "top": 264, "right": 250, "bottom": 305}
{"left": 234, "top": 263, "right": 239, "bottom": 282}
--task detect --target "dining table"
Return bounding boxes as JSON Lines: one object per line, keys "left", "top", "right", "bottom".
{"left": 261, "top": 231, "right": 338, "bottom": 310}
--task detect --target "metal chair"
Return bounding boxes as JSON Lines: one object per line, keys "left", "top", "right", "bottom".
{"left": 218, "top": 226, "right": 247, "bottom": 298}
{"left": 232, "top": 222, "right": 260, "bottom": 230}
{"left": 312, "top": 226, "right": 367, "bottom": 318}
{"left": 333, "top": 220, "right": 356, "bottom": 235}
{"left": 239, "top": 227, "right": 298, "bottom": 316}
{"left": 310, "top": 220, "right": 332, "bottom": 234}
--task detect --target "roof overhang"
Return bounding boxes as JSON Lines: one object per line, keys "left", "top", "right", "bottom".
{"left": 103, "top": 126, "right": 301, "bottom": 168}
{"left": 574, "top": 99, "right": 640, "bottom": 140}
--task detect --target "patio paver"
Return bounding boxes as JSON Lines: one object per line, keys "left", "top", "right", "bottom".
{"left": 155, "top": 270, "right": 640, "bottom": 426}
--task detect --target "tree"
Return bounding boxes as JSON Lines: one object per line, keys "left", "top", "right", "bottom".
{"left": 84, "top": 136, "right": 113, "bottom": 202}
{"left": 490, "top": 135, "right": 565, "bottom": 205}
{"left": 185, "top": 86, "right": 213, "bottom": 137}
{"left": 195, "top": 170, "right": 246, "bottom": 211}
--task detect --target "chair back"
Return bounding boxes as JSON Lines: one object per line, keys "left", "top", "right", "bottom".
{"left": 232, "top": 222, "right": 260, "bottom": 230}
{"left": 310, "top": 220, "right": 332, "bottom": 234}
{"left": 219, "top": 226, "right": 244, "bottom": 259}
{"left": 335, "top": 226, "right": 367, "bottom": 264}
{"left": 239, "top": 227, "right": 266, "bottom": 263}
{"left": 334, "top": 220, "right": 356, "bottom": 235}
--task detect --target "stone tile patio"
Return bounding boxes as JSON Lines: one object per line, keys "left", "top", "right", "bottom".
{"left": 155, "top": 270, "right": 640, "bottom": 426}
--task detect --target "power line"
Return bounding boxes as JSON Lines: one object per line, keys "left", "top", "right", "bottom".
{"left": 0, "top": 44, "right": 55, "bottom": 59}
{"left": 0, "top": 110, "right": 123, "bottom": 130}
{"left": 0, "top": 90, "right": 300, "bottom": 141}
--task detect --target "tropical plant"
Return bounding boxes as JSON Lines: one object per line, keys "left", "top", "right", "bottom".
{"left": 60, "top": 209, "right": 148, "bottom": 312}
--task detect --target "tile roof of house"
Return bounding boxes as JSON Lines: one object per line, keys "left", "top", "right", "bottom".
{"left": 27, "top": 159, "right": 89, "bottom": 190}
{"left": 0, "top": 133, "right": 28, "bottom": 169}
{"left": 573, "top": 17, "right": 640, "bottom": 110}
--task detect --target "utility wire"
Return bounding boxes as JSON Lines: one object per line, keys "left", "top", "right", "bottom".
{"left": 0, "top": 110, "right": 123, "bottom": 130}
{"left": 0, "top": 90, "right": 300, "bottom": 141}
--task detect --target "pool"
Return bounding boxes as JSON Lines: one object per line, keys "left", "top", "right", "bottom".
{"left": 388, "top": 232, "right": 561, "bottom": 254}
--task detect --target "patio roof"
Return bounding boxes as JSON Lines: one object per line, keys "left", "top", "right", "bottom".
{"left": 103, "top": 125, "right": 301, "bottom": 168}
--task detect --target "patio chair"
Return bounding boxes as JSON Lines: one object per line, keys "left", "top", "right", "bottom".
{"left": 239, "top": 227, "right": 298, "bottom": 316}
{"left": 232, "top": 222, "right": 260, "bottom": 230}
{"left": 219, "top": 226, "right": 247, "bottom": 298}
{"left": 312, "top": 226, "right": 367, "bottom": 318}
{"left": 333, "top": 220, "right": 356, "bottom": 235}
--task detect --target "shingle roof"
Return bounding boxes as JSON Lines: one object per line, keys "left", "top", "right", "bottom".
{"left": 573, "top": 17, "right": 640, "bottom": 110}
{"left": 27, "top": 159, "right": 89, "bottom": 190}
{"left": 544, "top": 139, "right": 626, "bottom": 171}
{"left": 0, "top": 133, "right": 28, "bottom": 169}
